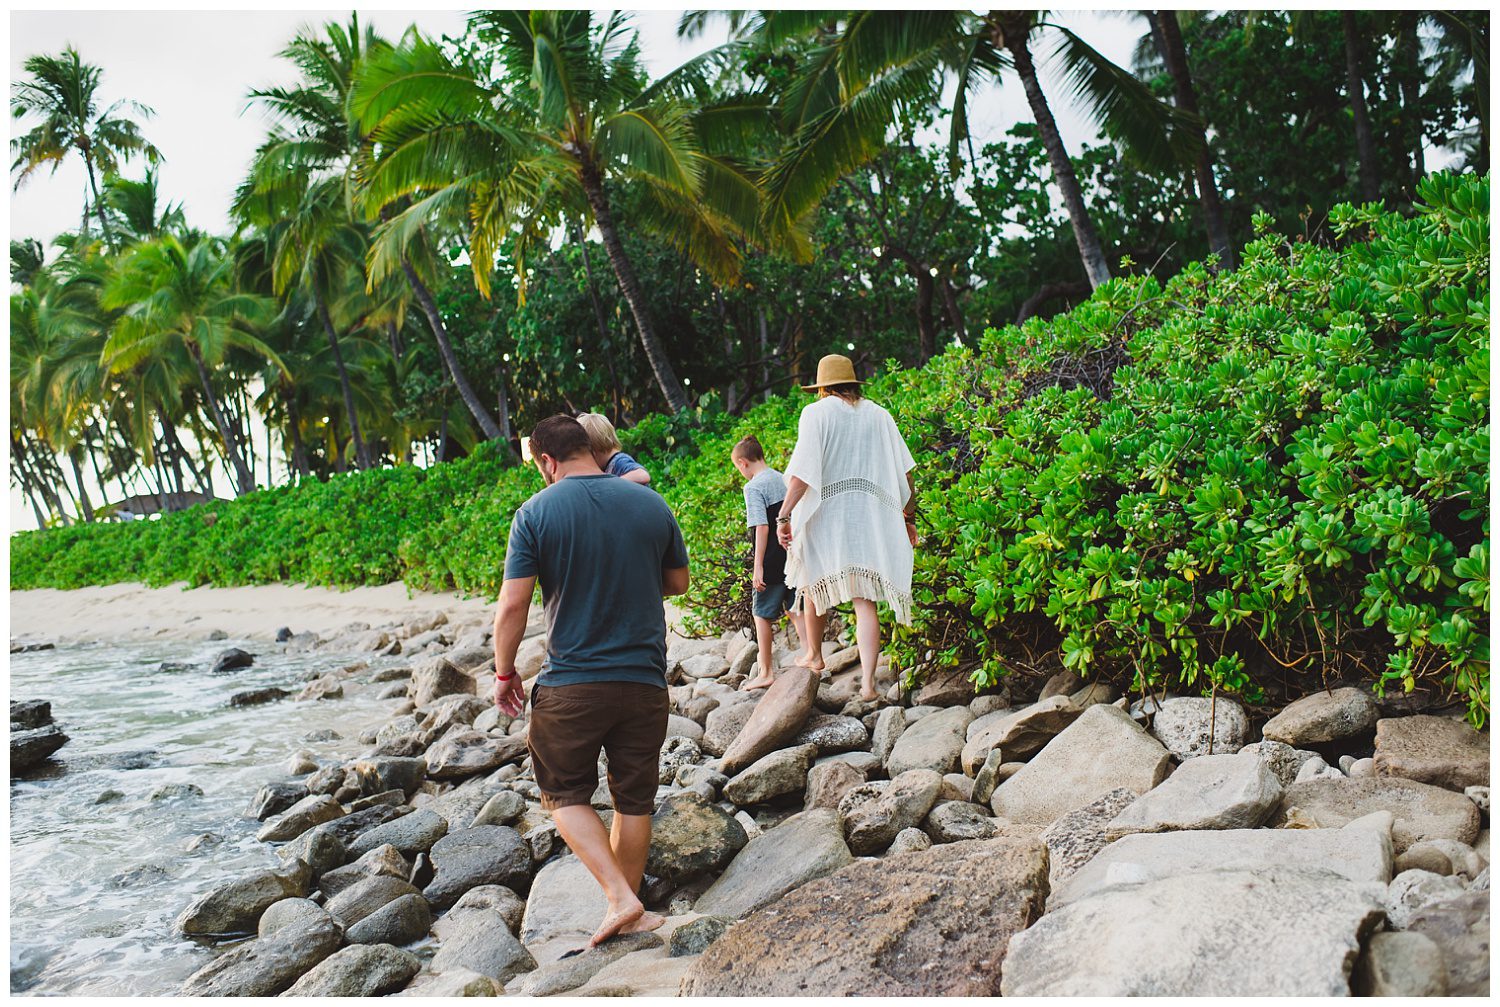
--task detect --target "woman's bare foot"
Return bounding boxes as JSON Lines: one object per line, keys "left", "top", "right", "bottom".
{"left": 859, "top": 687, "right": 880, "bottom": 703}
{"left": 795, "top": 653, "right": 826, "bottom": 673}
{"left": 741, "top": 672, "right": 775, "bottom": 691}
{"left": 618, "top": 910, "right": 666, "bottom": 936}
{"left": 590, "top": 902, "right": 645, "bottom": 947}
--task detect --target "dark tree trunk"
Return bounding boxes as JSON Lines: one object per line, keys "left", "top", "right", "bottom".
{"left": 1397, "top": 13, "right": 1425, "bottom": 186}
{"left": 1342, "top": 12, "right": 1381, "bottom": 202}
{"left": 939, "top": 274, "right": 967, "bottom": 345}
{"left": 577, "top": 227, "right": 625, "bottom": 421}
{"left": 387, "top": 321, "right": 404, "bottom": 360}
{"left": 494, "top": 363, "right": 517, "bottom": 452}
{"left": 401, "top": 255, "right": 504, "bottom": 440}
{"left": 187, "top": 343, "right": 255, "bottom": 495}
{"left": 283, "top": 393, "right": 311, "bottom": 479}
{"left": 12, "top": 437, "right": 49, "bottom": 527}
{"left": 913, "top": 266, "right": 937, "bottom": 361}
{"left": 316, "top": 296, "right": 370, "bottom": 470}
{"left": 576, "top": 155, "right": 689, "bottom": 413}
{"left": 1154, "top": 11, "right": 1234, "bottom": 267}
{"left": 68, "top": 450, "right": 95, "bottom": 522}
{"left": 993, "top": 14, "right": 1112, "bottom": 288}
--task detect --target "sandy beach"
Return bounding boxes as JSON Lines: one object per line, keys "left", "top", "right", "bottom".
{"left": 8, "top": 581, "right": 501, "bottom": 645}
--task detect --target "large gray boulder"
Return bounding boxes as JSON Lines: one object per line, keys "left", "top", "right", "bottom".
{"left": 256, "top": 795, "right": 343, "bottom": 843}
{"left": 1148, "top": 697, "right": 1251, "bottom": 758}
{"left": 1373, "top": 715, "right": 1489, "bottom": 792}
{"left": 1106, "top": 753, "right": 1281, "bottom": 834}
{"left": 348, "top": 809, "right": 448, "bottom": 859}
{"left": 1405, "top": 891, "right": 1489, "bottom": 997}
{"left": 345, "top": 893, "right": 431, "bottom": 947}
{"left": 520, "top": 855, "right": 606, "bottom": 946}
{"left": 722, "top": 744, "right": 817, "bottom": 805}
{"left": 516, "top": 932, "right": 663, "bottom": 996}
{"left": 869, "top": 706, "right": 906, "bottom": 766}
{"left": 842, "top": 769, "right": 943, "bottom": 855}
{"left": 645, "top": 791, "right": 748, "bottom": 883}
{"left": 347, "top": 756, "right": 426, "bottom": 798}
{"left": 175, "top": 861, "right": 312, "bottom": 936}
{"left": 720, "top": 667, "right": 819, "bottom": 774}
{"left": 793, "top": 713, "right": 868, "bottom": 754}
{"left": 694, "top": 809, "right": 853, "bottom": 919}
{"left": 409, "top": 656, "right": 475, "bottom": 708}
{"left": 1272, "top": 777, "right": 1482, "bottom": 853}
{"left": 1261, "top": 687, "right": 1379, "bottom": 746}
{"left": 700, "top": 700, "right": 756, "bottom": 757}
{"left": 1001, "top": 867, "right": 1386, "bottom": 996}
{"left": 281, "top": 943, "right": 420, "bottom": 996}
{"left": 1039, "top": 787, "right": 1139, "bottom": 886}
{"left": 325, "top": 875, "right": 424, "bottom": 930}
{"left": 962, "top": 695, "right": 1080, "bottom": 770}
{"left": 990, "top": 705, "right": 1172, "bottom": 826}
{"left": 683, "top": 838, "right": 1048, "bottom": 995}
{"left": 1050, "top": 818, "right": 1395, "bottom": 909}
{"left": 180, "top": 914, "right": 343, "bottom": 995}
{"left": 11, "top": 724, "right": 68, "bottom": 772}
{"left": 429, "top": 907, "right": 537, "bottom": 984}
{"left": 424, "top": 731, "right": 526, "bottom": 780}
{"left": 886, "top": 705, "right": 972, "bottom": 777}
{"left": 421, "top": 826, "right": 531, "bottom": 911}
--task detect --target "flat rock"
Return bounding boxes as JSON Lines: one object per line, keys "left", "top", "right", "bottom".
{"left": 665, "top": 713, "right": 704, "bottom": 741}
{"left": 694, "top": 809, "right": 853, "bottom": 919}
{"left": 1261, "top": 687, "right": 1379, "bottom": 746}
{"left": 1108, "top": 753, "right": 1281, "bottom": 834}
{"left": 325, "top": 875, "right": 423, "bottom": 929}
{"left": 1051, "top": 820, "right": 1395, "bottom": 908}
{"left": 991, "top": 705, "right": 1172, "bottom": 826}
{"left": 683, "top": 838, "right": 1048, "bottom": 995}
{"left": 1373, "top": 715, "right": 1489, "bottom": 791}
{"left": 256, "top": 795, "right": 343, "bottom": 843}
{"left": 912, "top": 667, "right": 978, "bottom": 707}
{"left": 1148, "top": 697, "right": 1251, "bottom": 758}
{"left": 973, "top": 694, "right": 1083, "bottom": 764}
{"left": 723, "top": 744, "right": 817, "bottom": 805}
{"left": 281, "top": 943, "right": 421, "bottom": 996}
{"left": 422, "top": 825, "right": 531, "bottom": 911}
{"left": 1040, "top": 788, "right": 1143, "bottom": 886}
{"left": 1001, "top": 867, "right": 1386, "bottom": 996}
{"left": 1272, "top": 777, "right": 1481, "bottom": 853}
{"left": 347, "top": 808, "right": 448, "bottom": 859}
{"left": 230, "top": 687, "right": 289, "bottom": 708}
{"left": 793, "top": 713, "right": 868, "bottom": 753}
{"left": 425, "top": 731, "right": 526, "bottom": 780}
{"left": 646, "top": 791, "right": 748, "bottom": 883}
{"left": 175, "top": 861, "right": 312, "bottom": 936}
{"left": 517, "top": 931, "right": 662, "bottom": 996}
{"left": 430, "top": 907, "right": 537, "bottom": 983}
{"left": 720, "top": 667, "right": 819, "bottom": 774}
{"left": 180, "top": 914, "right": 342, "bottom": 995}
{"left": 843, "top": 769, "right": 943, "bottom": 856}
{"left": 886, "top": 705, "right": 972, "bottom": 777}
{"left": 520, "top": 855, "right": 608, "bottom": 945}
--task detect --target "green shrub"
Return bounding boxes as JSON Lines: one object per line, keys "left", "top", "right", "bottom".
{"left": 11, "top": 173, "right": 1488, "bottom": 724}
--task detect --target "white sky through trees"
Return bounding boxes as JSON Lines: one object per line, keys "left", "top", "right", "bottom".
{"left": 8, "top": 8, "right": 1134, "bottom": 531}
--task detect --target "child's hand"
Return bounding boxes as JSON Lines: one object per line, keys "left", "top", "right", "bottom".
{"left": 753, "top": 566, "right": 766, "bottom": 592}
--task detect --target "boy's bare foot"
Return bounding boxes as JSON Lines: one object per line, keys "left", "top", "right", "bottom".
{"left": 741, "top": 672, "right": 775, "bottom": 691}
{"left": 590, "top": 903, "right": 645, "bottom": 947}
{"left": 796, "top": 654, "right": 826, "bottom": 672}
{"left": 859, "top": 687, "right": 880, "bottom": 702}
{"left": 618, "top": 910, "right": 666, "bottom": 936}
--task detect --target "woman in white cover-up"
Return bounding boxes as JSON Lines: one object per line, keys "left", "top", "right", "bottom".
{"left": 776, "top": 354, "right": 917, "bottom": 702}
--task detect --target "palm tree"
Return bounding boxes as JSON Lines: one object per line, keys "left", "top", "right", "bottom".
{"left": 11, "top": 47, "right": 161, "bottom": 248}
{"left": 101, "top": 233, "right": 282, "bottom": 496}
{"left": 101, "top": 166, "right": 186, "bottom": 244}
{"left": 238, "top": 14, "right": 505, "bottom": 443}
{"left": 354, "top": 11, "right": 774, "bottom": 413}
{"left": 716, "top": 11, "right": 1196, "bottom": 291}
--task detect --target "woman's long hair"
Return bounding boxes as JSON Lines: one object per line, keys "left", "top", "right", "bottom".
{"left": 818, "top": 382, "right": 863, "bottom": 403}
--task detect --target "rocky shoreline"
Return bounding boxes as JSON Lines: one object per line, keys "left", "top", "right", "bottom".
{"left": 162, "top": 611, "right": 1489, "bottom": 996}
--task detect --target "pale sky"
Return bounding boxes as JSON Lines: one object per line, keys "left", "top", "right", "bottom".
{"left": 8, "top": 8, "right": 1134, "bottom": 532}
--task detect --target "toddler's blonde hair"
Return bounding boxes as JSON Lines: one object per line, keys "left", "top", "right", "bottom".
{"left": 575, "top": 412, "right": 622, "bottom": 456}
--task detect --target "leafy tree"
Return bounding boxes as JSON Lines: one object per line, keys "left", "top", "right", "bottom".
{"left": 10, "top": 46, "right": 161, "bottom": 248}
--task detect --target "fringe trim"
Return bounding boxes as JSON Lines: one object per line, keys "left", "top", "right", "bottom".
{"left": 798, "top": 566, "right": 913, "bottom": 626}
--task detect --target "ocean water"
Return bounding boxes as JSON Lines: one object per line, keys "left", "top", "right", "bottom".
{"left": 9, "top": 637, "right": 406, "bottom": 995}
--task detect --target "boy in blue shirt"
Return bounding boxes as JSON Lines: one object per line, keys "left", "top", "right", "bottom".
{"left": 731, "top": 436, "right": 814, "bottom": 689}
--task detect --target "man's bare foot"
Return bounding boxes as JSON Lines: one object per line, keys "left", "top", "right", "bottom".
{"left": 617, "top": 910, "right": 666, "bottom": 936}
{"left": 590, "top": 903, "right": 645, "bottom": 947}
{"left": 741, "top": 672, "right": 775, "bottom": 691}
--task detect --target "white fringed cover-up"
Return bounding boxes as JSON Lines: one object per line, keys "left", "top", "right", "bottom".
{"left": 783, "top": 396, "right": 917, "bottom": 624}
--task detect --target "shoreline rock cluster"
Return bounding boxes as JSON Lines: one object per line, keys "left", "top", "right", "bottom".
{"left": 11, "top": 699, "right": 69, "bottom": 775}
{"left": 172, "top": 616, "right": 1490, "bottom": 997}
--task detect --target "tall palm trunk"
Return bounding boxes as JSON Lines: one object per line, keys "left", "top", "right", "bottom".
{"left": 283, "top": 391, "right": 311, "bottom": 479}
{"left": 1396, "top": 14, "right": 1425, "bottom": 186}
{"left": 1153, "top": 11, "right": 1234, "bottom": 268}
{"left": 67, "top": 450, "right": 95, "bottom": 521}
{"left": 12, "top": 437, "right": 49, "bottom": 527}
{"left": 187, "top": 343, "right": 255, "bottom": 495}
{"left": 400, "top": 255, "right": 504, "bottom": 440}
{"left": 1341, "top": 12, "right": 1381, "bottom": 202}
{"left": 576, "top": 156, "right": 689, "bottom": 413}
{"left": 576, "top": 227, "right": 625, "bottom": 418}
{"left": 79, "top": 140, "right": 116, "bottom": 251}
{"left": 316, "top": 296, "right": 370, "bottom": 470}
{"left": 992, "top": 15, "right": 1112, "bottom": 288}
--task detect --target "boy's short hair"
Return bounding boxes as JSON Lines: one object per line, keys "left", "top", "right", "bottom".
{"left": 529, "top": 415, "right": 594, "bottom": 463}
{"left": 575, "top": 412, "right": 622, "bottom": 455}
{"left": 731, "top": 436, "right": 765, "bottom": 463}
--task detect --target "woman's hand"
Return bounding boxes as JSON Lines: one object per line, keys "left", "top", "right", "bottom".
{"left": 777, "top": 521, "right": 793, "bottom": 549}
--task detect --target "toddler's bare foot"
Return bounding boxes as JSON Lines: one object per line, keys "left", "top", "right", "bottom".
{"left": 590, "top": 903, "right": 645, "bottom": 947}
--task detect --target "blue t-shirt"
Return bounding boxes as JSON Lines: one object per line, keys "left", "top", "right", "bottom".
{"left": 504, "top": 474, "right": 688, "bottom": 688}
{"left": 605, "top": 451, "right": 646, "bottom": 478}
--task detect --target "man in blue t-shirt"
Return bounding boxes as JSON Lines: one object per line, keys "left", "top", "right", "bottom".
{"left": 493, "top": 414, "right": 690, "bottom": 948}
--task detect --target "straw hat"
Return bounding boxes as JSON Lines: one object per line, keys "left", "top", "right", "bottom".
{"left": 802, "top": 353, "right": 862, "bottom": 391}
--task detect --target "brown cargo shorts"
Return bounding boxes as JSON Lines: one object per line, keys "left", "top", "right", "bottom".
{"left": 526, "top": 681, "right": 669, "bottom": 816}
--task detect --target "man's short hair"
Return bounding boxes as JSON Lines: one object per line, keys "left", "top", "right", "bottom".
{"left": 575, "top": 413, "right": 622, "bottom": 455}
{"left": 529, "top": 415, "right": 594, "bottom": 463}
{"left": 731, "top": 436, "right": 765, "bottom": 463}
